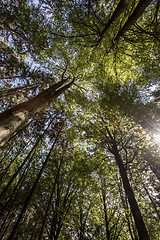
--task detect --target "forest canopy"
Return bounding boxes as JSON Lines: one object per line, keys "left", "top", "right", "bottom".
{"left": 0, "top": 0, "right": 160, "bottom": 239}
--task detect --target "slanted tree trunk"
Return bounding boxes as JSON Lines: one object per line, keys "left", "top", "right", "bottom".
{"left": 38, "top": 159, "right": 63, "bottom": 240}
{"left": 97, "top": 0, "right": 130, "bottom": 44}
{"left": 114, "top": 0, "right": 153, "bottom": 42}
{"left": 0, "top": 77, "right": 74, "bottom": 147}
{"left": 0, "top": 118, "right": 53, "bottom": 201}
{"left": 103, "top": 123, "right": 150, "bottom": 240}
{"left": 49, "top": 180, "right": 74, "bottom": 240}
{"left": 7, "top": 127, "right": 62, "bottom": 240}
{"left": 118, "top": 181, "right": 138, "bottom": 240}
{"left": 0, "top": 22, "right": 35, "bottom": 46}
{"left": 142, "top": 149, "right": 160, "bottom": 181}
{"left": 0, "top": 84, "right": 35, "bottom": 99}
{"left": 79, "top": 206, "right": 85, "bottom": 240}
{"left": 113, "top": 147, "right": 150, "bottom": 240}
{"left": 0, "top": 143, "right": 27, "bottom": 182}
{"left": 143, "top": 183, "right": 160, "bottom": 220}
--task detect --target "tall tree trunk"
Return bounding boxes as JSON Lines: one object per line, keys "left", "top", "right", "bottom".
{"left": 114, "top": 0, "right": 153, "bottom": 42}
{"left": 79, "top": 206, "right": 84, "bottom": 240}
{"left": 7, "top": 127, "right": 62, "bottom": 240}
{"left": 38, "top": 160, "right": 62, "bottom": 240}
{"left": 104, "top": 124, "right": 150, "bottom": 240}
{"left": 97, "top": 0, "right": 130, "bottom": 44}
{"left": 0, "top": 153, "right": 34, "bottom": 219}
{"left": 102, "top": 190, "right": 110, "bottom": 240}
{"left": 0, "top": 118, "right": 52, "bottom": 201}
{"left": 0, "top": 145, "right": 13, "bottom": 164}
{"left": 118, "top": 181, "right": 138, "bottom": 240}
{"left": 0, "top": 142, "right": 27, "bottom": 182}
{"left": 0, "top": 77, "right": 74, "bottom": 147}
{"left": 113, "top": 147, "right": 150, "bottom": 239}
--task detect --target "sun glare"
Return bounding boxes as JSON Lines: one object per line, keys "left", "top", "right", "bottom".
{"left": 154, "top": 133, "right": 160, "bottom": 143}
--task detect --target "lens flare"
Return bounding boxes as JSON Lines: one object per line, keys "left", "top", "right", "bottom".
{"left": 154, "top": 133, "right": 160, "bottom": 143}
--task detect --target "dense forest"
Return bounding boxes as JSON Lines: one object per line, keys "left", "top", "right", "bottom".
{"left": 0, "top": 0, "right": 160, "bottom": 239}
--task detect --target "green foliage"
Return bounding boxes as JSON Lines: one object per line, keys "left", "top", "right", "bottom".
{"left": 0, "top": 0, "right": 160, "bottom": 239}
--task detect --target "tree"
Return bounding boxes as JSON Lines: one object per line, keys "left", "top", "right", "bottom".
{"left": 0, "top": 0, "right": 160, "bottom": 239}
{"left": 0, "top": 75, "right": 74, "bottom": 147}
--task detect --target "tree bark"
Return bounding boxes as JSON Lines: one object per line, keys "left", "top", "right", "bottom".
{"left": 114, "top": 148, "right": 150, "bottom": 239}
{"left": 97, "top": 0, "right": 130, "bottom": 44}
{"left": 104, "top": 124, "right": 150, "bottom": 240}
{"left": 0, "top": 77, "right": 74, "bottom": 147}
{"left": 118, "top": 182, "right": 137, "bottom": 240}
{"left": 114, "top": 0, "right": 153, "bottom": 42}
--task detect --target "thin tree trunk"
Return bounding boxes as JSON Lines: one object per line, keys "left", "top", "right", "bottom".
{"left": 49, "top": 179, "right": 76, "bottom": 240}
{"left": 0, "top": 153, "right": 34, "bottom": 219}
{"left": 0, "top": 84, "right": 35, "bottom": 99}
{"left": 38, "top": 160, "right": 62, "bottom": 240}
{"left": 118, "top": 181, "right": 137, "bottom": 240}
{"left": 0, "top": 208, "right": 17, "bottom": 240}
{"left": 0, "top": 77, "right": 74, "bottom": 147}
{"left": 7, "top": 126, "right": 62, "bottom": 240}
{"left": 0, "top": 142, "right": 27, "bottom": 181}
{"left": 102, "top": 190, "right": 110, "bottom": 240}
{"left": 0, "top": 118, "right": 53, "bottom": 200}
{"left": 114, "top": 0, "right": 153, "bottom": 42}
{"left": 0, "top": 145, "right": 13, "bottom": 164}
{"left": 0, "top": 22, "right": 40, "bottom": 48}
{"left": 0, "top": 162, "right": 31, "bottom": 231}
{"left": 104, "top": 124, "right": 150, "bottom": 240}
{"left": 38, "top": 186, "right": 56, "bottom": 240}
{"left": 142, "top": 150, "right": 160, "bottom": 181}
{"left": 79, "top": 206, "right": 84, "bottom": 240}
{"left": 50, "top": 184, "right": 61, "bottom": 240}
{"left": 143, "top": 183, "right": 160, "bottom": 219}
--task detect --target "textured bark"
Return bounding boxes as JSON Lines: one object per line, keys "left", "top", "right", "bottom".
{"left": 97, "top": 0, "right": 130, "bottom": 44}
{"left": 0, "top": 77, "right": 74, "bottom": 147}
{"left": 114, "top": 0, "right": 153, "bottom": 42}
